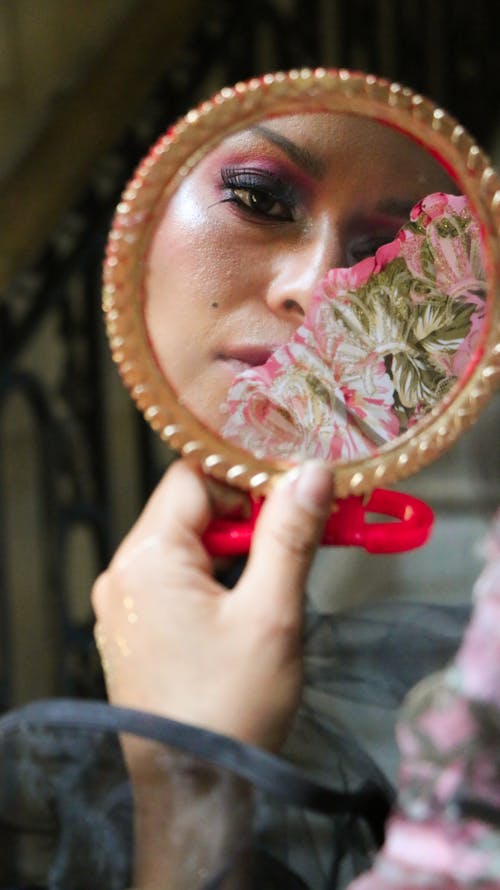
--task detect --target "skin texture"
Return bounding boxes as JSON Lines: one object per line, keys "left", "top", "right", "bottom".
{"left": 145, "top": 112, "right": 454, "bottom": 432}
{"left": 92, "top": 459, "right": 333, "bottom": 750}
{"left": 92, "top": 459, "right": 333, "bottom": 888}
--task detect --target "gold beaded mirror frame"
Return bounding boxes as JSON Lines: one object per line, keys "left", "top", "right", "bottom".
{"left": 103, "top": 69, "right": 500, "bottom": 499}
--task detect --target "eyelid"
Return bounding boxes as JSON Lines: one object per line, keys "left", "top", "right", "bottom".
{"left": 220, "top": 165, "right": 300, "bottom": 205}
{"left": 219, "top": 165, "right": 303, "bottom": 222}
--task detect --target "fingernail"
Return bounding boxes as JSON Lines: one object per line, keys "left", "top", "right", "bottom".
{"left": 292, "top": 461, "right": 333, "bottom": 516}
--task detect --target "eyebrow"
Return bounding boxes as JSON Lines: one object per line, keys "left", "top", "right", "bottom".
{"left": 252, "top": 125, "right": 327, "bottom": 179}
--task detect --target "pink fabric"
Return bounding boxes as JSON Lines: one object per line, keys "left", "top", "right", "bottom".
{"left": 346, "top": 514, "right": 500, "bottom": 888}
{"left": 221, "top": 194, "right": 486, "bottom": 462}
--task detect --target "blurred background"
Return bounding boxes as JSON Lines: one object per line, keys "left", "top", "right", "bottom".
{"left": 1, "top": 0, "right": 499, "bottom": 710}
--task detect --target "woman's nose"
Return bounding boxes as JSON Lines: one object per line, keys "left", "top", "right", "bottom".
{"left": 265, "top": 226, "right": 341, "bottom": 320}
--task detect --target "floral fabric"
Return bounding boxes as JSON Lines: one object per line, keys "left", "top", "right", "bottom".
{"left": 221, "top": 194, "right": 486, "bottom": 462}
{"left": 347, "top": 513, "right": 500, "bottom": 889}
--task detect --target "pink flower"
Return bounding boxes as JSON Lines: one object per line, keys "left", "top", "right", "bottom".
{"left": 221, "top": 192, "right": 485, "bottom": 463}
{"left": 410, "top": 192, "right": 468, "bottom": 224}
{"left": 450, "top": 309, "right": 484, "bottom": 377}
{"left": 402, "top": 194, "right": 485, "bottom": 305}
{"left": 317, "top": 239, "right": 402, "bottom": 303}
{"left": 374, "top": 238, "right": 402, "bottom": 268}
{"left": 221, "top": 339, "right": 399, "bottom": 461}
{"left": 320, "top": 255, "right": 377, "bottom": 295}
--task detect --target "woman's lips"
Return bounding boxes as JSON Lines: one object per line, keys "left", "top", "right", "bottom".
{"left": 216, "top": 345, "right": 277, "bottom": 374}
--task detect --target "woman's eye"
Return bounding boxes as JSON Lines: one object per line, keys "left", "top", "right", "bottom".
{"left": 230, "top": 186, "right": 294, "bottom": 221}
{"left": 219, "top": 167, "right": 298, "bottom": 222}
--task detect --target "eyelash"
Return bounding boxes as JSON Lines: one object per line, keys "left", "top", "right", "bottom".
{"left": 219, "top": 166, "right": 298, "bottom": 222}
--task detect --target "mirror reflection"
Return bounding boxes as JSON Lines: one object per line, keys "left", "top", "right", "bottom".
{"left": 144, "top": 112, "right": 486, "bottom": 462}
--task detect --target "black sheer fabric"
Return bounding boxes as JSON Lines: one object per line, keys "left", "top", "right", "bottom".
{"left": 302, "top": 601, "right": 471, "bottom": 707}
{"left": 0, "top": 700, "right": 389, "bottom": 889}
{"left": 0, "top": 599, "right": 470, "bottom": 888}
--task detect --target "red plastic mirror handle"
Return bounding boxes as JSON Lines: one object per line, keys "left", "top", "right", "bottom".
{"left": 322, "top": 489, "right": 434, "bottom": 552}
{"left": 202, "top": 488, "right": 434, "bottom": 556}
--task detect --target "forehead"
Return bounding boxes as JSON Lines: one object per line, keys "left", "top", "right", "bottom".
{"left": 206, "top": 111, "right": 453, "bottom": 189}
{"left": 261, "top": 112, "right": 414, "bottom": 155}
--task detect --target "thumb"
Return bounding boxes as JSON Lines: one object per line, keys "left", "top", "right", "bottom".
{"left": 237, "top": 461, "right": 333, "bottom": 616}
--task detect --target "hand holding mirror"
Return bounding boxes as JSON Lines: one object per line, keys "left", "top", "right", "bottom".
{"left": 103, "top": 70, "right": 500, "bottom": 554}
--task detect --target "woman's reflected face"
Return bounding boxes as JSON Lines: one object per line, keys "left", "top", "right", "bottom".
{"left": 145, "top": 112, "right": 453, "bottom": 431}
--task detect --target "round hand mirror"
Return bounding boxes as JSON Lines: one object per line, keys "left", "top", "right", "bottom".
{"left": 103, "top": 69, "right": 500, "bottom": 553}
